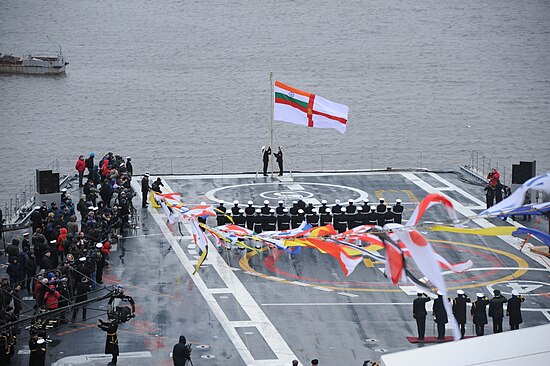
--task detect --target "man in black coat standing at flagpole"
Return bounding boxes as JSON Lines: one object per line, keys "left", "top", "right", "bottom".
{"left": 274, "top": 146, "right": 284, "bottom": 176}
{"left": 262, "top": 146, "right": 271, "bottom": 176}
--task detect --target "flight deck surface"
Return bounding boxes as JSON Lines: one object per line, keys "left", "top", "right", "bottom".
{"left": 7, "top": 171, "right": 550, "bottom": 366}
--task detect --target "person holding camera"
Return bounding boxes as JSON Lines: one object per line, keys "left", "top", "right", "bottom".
{"left": 173, "top": 335, "right": 192, "bottom": 366}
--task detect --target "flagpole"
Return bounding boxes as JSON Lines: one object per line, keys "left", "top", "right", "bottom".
{"left": 269, "top": 71, "right": 274, "bottom": 177}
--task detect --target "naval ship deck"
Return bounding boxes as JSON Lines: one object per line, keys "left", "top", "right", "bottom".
{"left": 5, "top": 170, "right": 550, "bottom": 366}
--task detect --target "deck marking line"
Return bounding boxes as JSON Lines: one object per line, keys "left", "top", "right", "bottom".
{"left": 134, "top": 179, "right": 298, "bottom": 365}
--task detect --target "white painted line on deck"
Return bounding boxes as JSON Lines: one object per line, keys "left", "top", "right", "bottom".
{"left": 262, "top": 302, "right": 411, "bottom": 306}
{"left": 188, "top": 249, "right": 197, "bottom": 255}
{"left": 337, "top": 292, "right": 359, "bottom": 298}
{"left": 313, "top": 286, "right": 334, "bottom": 292}
{"left": 541, "top": 311, "right": 550, "bottom": 321}
{"left": 133, "top": 179, "right": 298, "bottom": 366}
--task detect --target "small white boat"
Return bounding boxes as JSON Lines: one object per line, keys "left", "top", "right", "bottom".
{"left": 0, "top": 48, "right": 68, "bottom": 75}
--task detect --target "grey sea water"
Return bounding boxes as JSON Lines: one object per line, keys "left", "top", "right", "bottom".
{"left": 1, "top": 0, "right": 549, "bottom": 209}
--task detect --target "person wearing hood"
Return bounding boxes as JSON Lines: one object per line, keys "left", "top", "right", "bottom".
{"left": 85, "top": 152, "right": 95, "bottom": 179}
{"left": 126, "top": 157, "right": 133, "bottom": 176}
{"left": 57, "top": 228, "right": 68, "bottom": 262}
{"left": 172, "top": 335, "right": 191, "bottom": 366}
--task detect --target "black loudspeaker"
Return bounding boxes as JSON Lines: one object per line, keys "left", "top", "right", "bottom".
{"left": 36, "top": 169, "right": 60, "bottom": 194}
{"left": 511, "top": 161, "right": 536, "bottom": 184}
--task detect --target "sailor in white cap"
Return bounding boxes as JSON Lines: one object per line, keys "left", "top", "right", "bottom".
{"left": 384, "top": 205, "right": 394, "bottom": 226}
{"left": 346, "top": 199, "right": 356, "bottom": 215}
{"left": 472, "top": 292, "right": 490, "bottom": 336}
{"left": 334, "top": 207, "right": 348, "bottom": 233}
{"left": 262, "top": 145, "right": 271, "bottom": 176}
{"left": 289, "top": 201, "right": 299, "bottom": 218}
{"left": 319, "top": 199, "right": 329, "bottom": 215}
{"left": 245, "top": 201, "right": 255, "bottom": 230}
{"left": 393, "top": 198, "right": 404, "bottom": 224}
{"left": 292, "top": 209, "right": 306, "bottom": 229}
{"left": 261, "top": 200, "right": 271, "bottom": 215}
{"left": 253, "top": 209, "right": 263, "bottom": 233}
{"left": 360, "top": 198, "right": 370, "bottom": 212}
{"left": 433, "top": 291, "right": 448, "bottom": 339}
{"left": 367, "top": 205, "right": 378, "bottom": 225}
{"left": 306, "top": 207, "right": 319, "bottom": 227}
{"left": 413, "top": 292, "right": 431, "bottom": 341}
{"left": 264, "top": 209, "right": 277, "bottom": 231}
{"left": 332, "top": 200, "right": 343, "bottom": 224}
{"left": 233, "top": 208, "right": 246, "bottom": 226}
{"left": 507, "top": 290, "right": 525, "bottom": 330}
{"left": 453, "top": 290, "right": 471, "bottom": 338}
{"left": 376, "top": 199, "right": 387, "bottom": 226}
{"left": 277, "top": 208, "right": 291, "bottom": 230}
{"left": 275, "top": 200, "right": 285, "bottom": 216}
{"left": 231, "top": 200, "right": 240, "bottom": 215}
{"left": 141, "top": 172, "right": 151, "bottom": 208}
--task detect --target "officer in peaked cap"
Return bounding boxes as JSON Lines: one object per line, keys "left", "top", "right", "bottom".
{"left": 453, "top": 289, "right": 471, "bottom": 338}
{"left": 413, "top": 292, "right": 431, "bottom": 341}
{"left": 245, "top": 201, "right": 255, "bottom": 230}
{"left": 489, "top": 289, "right": 507, "bottom": 334}
{"left": 231, "top": 200, "right": 240, "bottom": 215}
{"left": 393, "top": 199, "right": 404, "bottom": 224}
{"left": 507, "top": 290, "right": 525, "bottom": 330}
{"left": 471, "top": 293, "right": 490, "bottom": 336}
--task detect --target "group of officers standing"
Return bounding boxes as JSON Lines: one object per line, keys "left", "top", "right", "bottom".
{"left": 214, "top": 197, "right": 404, "bottom": 233}
{"left": 413, "top": 289, "right": 525, "bottom": 341}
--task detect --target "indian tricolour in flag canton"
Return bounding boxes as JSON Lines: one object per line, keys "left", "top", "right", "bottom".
{"left": 274, "top": 81, "right": 349, "bottom": 134}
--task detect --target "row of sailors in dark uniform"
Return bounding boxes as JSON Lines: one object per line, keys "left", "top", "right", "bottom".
{"left": 214, "top": 198, "right": 404, "bottom": 233}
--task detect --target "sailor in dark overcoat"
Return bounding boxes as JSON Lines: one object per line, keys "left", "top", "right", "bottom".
{"left": 412, "top": 292, "right": 431, "bottom": 340}
{"left": 488, "top": 289, "right": 507, "bottom": 334}
{"left": 433, "top": 292, "right": 449, "bottom": 339}
{"left": 452, "top": 290, "right": 471, "bottom": 338}
{"left": 506, "top": 290, "right": 525, "bottom": 330}
{"left": 471, "top": 293, "right": 490, "bottom": 336}
{"left": 98, "top": 319, "right": 119, "bottom": 365}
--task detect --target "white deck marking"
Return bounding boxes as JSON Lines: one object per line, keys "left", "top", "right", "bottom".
{"left": 337, "top": 292, "right": 359, "bottom": 298}
{"left": 541, "top": 311, "right": 550, "bottom": 321}
{"left": 401, "top": 172, "right": 550, "bottom": 269}
{"left": 133, "top": 179, "right": 298, "bottom": 366}
{"left": 313, "top": 286, "right": 334, "bottom": 292}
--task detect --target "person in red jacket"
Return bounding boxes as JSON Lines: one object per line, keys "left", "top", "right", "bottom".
{"left": 44, "top": 285, "right": 61, "bottom": 310}
{"left": 101, "top": 159, "right": 111, "bottom": 178}
{"left": 75, "top": 155, "right": 86, "bottom": 187}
